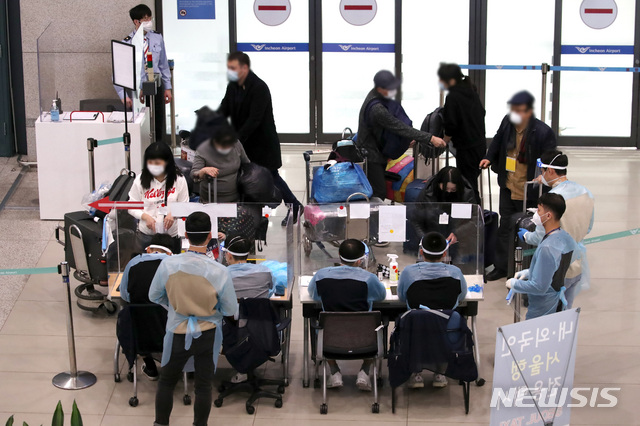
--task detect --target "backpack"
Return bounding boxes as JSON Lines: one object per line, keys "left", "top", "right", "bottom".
{"left": 221, "top": 298, "right": 282, "bottom": 373}
{"left": 418, "top": 107, "right": 447, "bottom": 160}
{"left": 365, "top": 98, "right": 413, "bottom": 160}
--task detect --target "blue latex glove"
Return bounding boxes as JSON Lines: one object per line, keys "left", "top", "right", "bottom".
{"left": 517, "top": 228, "right": 528, "bottom": 242}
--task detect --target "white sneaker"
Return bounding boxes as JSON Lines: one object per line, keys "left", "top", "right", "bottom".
{"left": 327, "top": 371, "right": 343, "bottom": 388}
{"left": 356, "top": 370, "right": 372, "bottom": 392}
{"left": 408, "top": 372, "right": 424, "bottom": 389}
{"left": 433, "top": 373, "right": 448, "bottom": 388}
{"left": 231, "top": 372, "right": 248, "bottom": 383}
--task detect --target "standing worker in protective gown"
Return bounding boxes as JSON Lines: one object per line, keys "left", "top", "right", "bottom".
{"left": 519, "top": 150, "right": 594, "bottom": 308}
{"left": 149, "top": 212, "right": 238, "bottom": 426}
{"left": 506, "top": 193, "right": 577, "bottom": 320}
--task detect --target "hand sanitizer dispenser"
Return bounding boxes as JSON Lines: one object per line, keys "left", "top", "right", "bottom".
{"left": 387, "top": 254, "right": 399, "bottom": 284}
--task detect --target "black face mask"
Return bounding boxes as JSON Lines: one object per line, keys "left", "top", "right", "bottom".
{"left": 442, "top": 192, "right": 458, "bottom": 202}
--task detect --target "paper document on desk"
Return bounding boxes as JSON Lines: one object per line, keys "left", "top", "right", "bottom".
{"left": 299, "top": 275, "right": 313, "bottom": 287}
{"left": 108, "top": 111, "right": 135, "bottom": 123}
{"left": 378, "top": 205, "right": 406, "bottom": 242}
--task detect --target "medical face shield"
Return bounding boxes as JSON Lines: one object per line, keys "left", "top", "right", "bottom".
{"left": 419, "top": 239, "right": 450, "bottom": 257}
{"left": 221, "top": 236, "right": 251, "bottom": 257}
{"left": 535, "top": 155, "right": 567, "bottom": 184}
{"left": 146, "top": 244, "right": 172, "bottom": 255}
{"left": 339, "top": 241, "right": 369, "bottom": 268}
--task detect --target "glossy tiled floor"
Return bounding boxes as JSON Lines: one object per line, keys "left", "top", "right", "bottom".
{"left": 0, "top": 147, "right": 639, "bottom": 425}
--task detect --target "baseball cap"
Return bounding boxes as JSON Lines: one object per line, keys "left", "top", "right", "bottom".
{"left": 374, "top": 70, "right": 401, "bottom": 90}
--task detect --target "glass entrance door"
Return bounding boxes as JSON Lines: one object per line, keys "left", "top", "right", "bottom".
{"left": 557, "top": 0, "right": 637, "bottom": 145}
{"left": 317, "top": 0, "right": 397, "bottom": 141}
{"left": 234, "top": 0, "right": 313, "bottom": 142}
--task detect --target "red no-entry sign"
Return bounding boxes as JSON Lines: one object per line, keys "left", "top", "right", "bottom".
{"left": 340, "top": 0, "right": 377, "bottom": 26}
{"left": 254, "top": 0, "right": 291, "bottom": 26}
{"left": 580, "top": 0, "right": 618, "bottom": 29}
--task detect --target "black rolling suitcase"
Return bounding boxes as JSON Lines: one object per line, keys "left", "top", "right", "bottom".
{"left": 403, "top": 178, "right": 429, "bottom": 254}
{"left": 60, "top": 211, "right": 108, "bottom": 284}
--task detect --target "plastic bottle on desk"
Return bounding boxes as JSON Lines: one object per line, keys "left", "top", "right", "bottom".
{"left": 50, "top": 100, "right": 60, "bottom": 122}
{"left": 387, "top": 254, "right": 399, "bottom": 284}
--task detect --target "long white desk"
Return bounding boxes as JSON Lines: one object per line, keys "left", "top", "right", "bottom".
{"left": 35, "top": 111, "right": 150, "bottom": 220}
{"left": 298, "top": 274, "right": 486, "bottom": 388}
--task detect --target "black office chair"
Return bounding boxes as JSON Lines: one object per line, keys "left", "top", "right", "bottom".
{"left": 317, "top": 311, "right": 384, "bottom": 414}
{"left": 388, "top": 309, "right": 477, "bottom": 414}
{"left": 405, "top": 277, "right": 462, "bottom": 310}
{"left": 311, "top": 278, "right": 370, "bottom": 387}
{"left": 116, "top": 304, "right": 190, "bottom": 407}
{"left": 214, "top": 298, "right": 291, "bottom": 415}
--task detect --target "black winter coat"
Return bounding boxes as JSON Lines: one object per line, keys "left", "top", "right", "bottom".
{"left": 484, "top": 115, "right": 557, "bottom": 203}
{"left": 218, "top": 71, "right": 283, "bottom": 170}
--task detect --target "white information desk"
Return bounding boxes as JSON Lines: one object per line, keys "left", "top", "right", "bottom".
{"left": 35, "top": 111, "right": 150, "bottom": 220}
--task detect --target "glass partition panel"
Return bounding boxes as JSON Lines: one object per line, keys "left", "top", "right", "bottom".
{"left": 299, "top": 202, "right": 484, "bottom": 282}
{"left": 108, "top": 202, "right": 295, "bottom": 300}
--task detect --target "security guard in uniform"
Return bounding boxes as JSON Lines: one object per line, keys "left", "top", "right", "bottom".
{"left": 115, "top": 4, "right": 172, "bottom": 142}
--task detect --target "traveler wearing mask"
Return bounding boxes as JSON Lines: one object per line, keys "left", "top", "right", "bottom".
{"left": 480, "top": 91, "right": 557, "bottom": 281}
{"left": 398, "top": 232, "right": 468, "bottom": 388}
{"left": 128, "top": 142, "right": 189, "bottom": 254}
{"left": 506, "top": 193, "right": 577, "bottom": 320}
{"left": 114, "top": 4, "right": 172, "bottom": 141}
{"left": 519, "top": 150, "right": 594, "bottom": 308}
{"left": 438, "top": 63, "right": 486, "bottom": 203}
{"left": 357, "top": 70, "right": 446, "bottom": 200}
{"left": 308, "top": 239, "right": 386, "bottom": 391}
{"left": 191, "top": 125, "right": 250, "bottom": 203}
{"left": 150, "top": 212, "right": 239, "bottom": 426}
{"left": 218, "top": 51, "right": 303, "bottom": 225}
{"left": 413, "top": 166, "right": 476, "bottom": 247}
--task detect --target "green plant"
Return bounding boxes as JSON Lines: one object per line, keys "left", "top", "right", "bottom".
{"left": 4, "top": 400, "right": 82, "bottom": 426}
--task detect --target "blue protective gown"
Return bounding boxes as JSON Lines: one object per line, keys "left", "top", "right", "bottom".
{"left": 227, "top": 263, "right": 276, "bottom": 299}
{"left": 308, "top": 265, "right": 386, "bottom": 310}
{"left": 397, "top": 262, "right": 468, "bottom": 309}
{"left": 524, "top": 180, "right": 594, "bottom": 307}
{"left": 512, "top": 229, "right": 578, "bottom": 320}
{"left": 149, "top": 252, "right": 238, "bottom": 367}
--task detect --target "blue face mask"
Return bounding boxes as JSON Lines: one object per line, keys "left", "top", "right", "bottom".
{"left": 227, "top": 69, "right": 239, "bottom": 82}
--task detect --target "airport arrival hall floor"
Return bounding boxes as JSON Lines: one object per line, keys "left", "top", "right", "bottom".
{"left": 0, "top": 146, "right": 638, "bottom": 425}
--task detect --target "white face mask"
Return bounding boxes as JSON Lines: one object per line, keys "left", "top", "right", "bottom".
{"left": 147, "top": 164, "right": 165, "bottom": 177}
{"left": 141, "top": 20, "right": 154, "bottom": 32}
{"left": 540, "top": 173, "right": 560, "bottom": 188}
{"left": 216, "top": 146, "right": 233, "bottom": 155}
{"left": 227, "top": 69, "right": 239, "bottom": 82}
{"left": 438, "top": 82, "right": 446, "bottom": 91}
{"left": 532, "top": 211, "right": 549, "bottom": 227}
{"left": 509, "top": 111, "right": 523, "bottom": 126}
{"left": 383, "top": 89, "right": 397, "bottom": 100}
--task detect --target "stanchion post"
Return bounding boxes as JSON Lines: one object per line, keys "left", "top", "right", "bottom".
{"left": 513, "top": 247, "right": 523, "bottom": 323}
{"left": 169, "top": 59, "right": 177, "bottom": 152}
{"left": 540, "top": 63, "right": 549, "bottom": 124}
{"left": 86, "top": 138, "right": 97, "bottom": 192}
{"left": 123, "top": 132, "right": 132, "bottom": 171}
{"left": 52, "top": 261, "right": 97, "bottom": 390}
